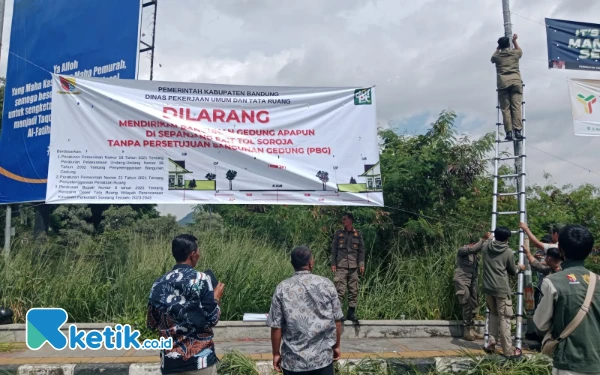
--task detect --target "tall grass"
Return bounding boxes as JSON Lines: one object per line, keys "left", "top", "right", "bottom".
{"left": 0, "top": 227, "right": 465, "bottom": 326}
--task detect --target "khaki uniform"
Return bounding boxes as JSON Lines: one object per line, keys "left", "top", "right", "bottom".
{"left": 491, "top": 49, "right": 523, "bottom": 133}
{"left": 331, "top": 229, "right": 365, "bottom": 308}
{"left": 453, "top": 241, "right": 483, "bottom": 328}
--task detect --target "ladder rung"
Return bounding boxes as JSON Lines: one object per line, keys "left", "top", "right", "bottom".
{"left": 493, "top": 211, "right": 526, "bottom": 215}
{"left": 510, "top": 230, "right": 522, "bottom": 234}
{"left": 494, "top": 155, "right": 526, "bottom": 161}
{"left": 496, "top": 139, "right": 525, "bottom": 143}
{"left": 496, "top": 173, "right": 525, "bottom": 179}
{"left": 497, "top": 192, "right": 519, "bottom": 196}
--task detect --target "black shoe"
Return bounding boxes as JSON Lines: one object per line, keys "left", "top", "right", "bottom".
{"left": 514, "top": 129, "right": 523, "bottom": 140}
{"left": 347, "top": 307, "right": 357, "bottom": 322}
{"left": 504, "top": 131, "right": 513, "bottom": 141}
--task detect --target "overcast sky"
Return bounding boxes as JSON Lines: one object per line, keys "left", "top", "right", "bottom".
{"left": 2, "top": 0, "right": 599, "bottom": 219}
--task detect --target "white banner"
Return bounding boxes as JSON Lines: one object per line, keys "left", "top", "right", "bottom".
{"left": 568, "top": 78, "right": 600, "bottom": 136}
{"left": 46, "top": 75, "right": 383, "bottom": 206}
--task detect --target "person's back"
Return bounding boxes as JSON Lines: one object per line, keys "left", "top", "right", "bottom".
{"left": 492, "top": 49, "right": 522, "bottom": 89}
{"left": 482, "top": 238, "right": 517, "bottom": 297}
{"left": 534, "top": 225, "right": 600, "bottom": 374}
{"left": 268, "top": 246, "right": 343, "bottom": 375}
{"left": 481, "top": 227, "right": 519, "bottom": 357}
{"left": 491, "top": 34, "right": 524, "bottom": 141}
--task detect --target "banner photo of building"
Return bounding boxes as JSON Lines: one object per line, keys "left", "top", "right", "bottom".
{"left": 567, "top": 78, "right": 600, "bottom": 136}
{"left": 545, "top": 18, "right": 600, "bottom": 71}
{"left": 0, "top": 0, "right": 142, "bottom": 204}
{"left": 45, "top": 75, "right": 383, "bottom": 206}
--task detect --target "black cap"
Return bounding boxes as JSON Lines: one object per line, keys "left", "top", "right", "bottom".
{"left": 541, "top": 234, "right": 553, "bottom": 244}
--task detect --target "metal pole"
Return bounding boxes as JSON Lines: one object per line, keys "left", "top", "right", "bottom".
{"left": 0, "top": 0, "right": 5, "bottom": 61}
{"left": 502, "top": 0, "right": 513, "bottom": 41}
{"left": 149, "top": 0, "right": 158, "bottom": 81}
{"left": 3, "top": 205, "right": 10, "bottom": 259}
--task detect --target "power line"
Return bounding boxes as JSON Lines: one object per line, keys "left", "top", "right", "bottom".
{"left": 511, "top": 12, "right": 545, "bottom": 27}
{"left": 528, "top": 144, "right": 600, "bottom": 177}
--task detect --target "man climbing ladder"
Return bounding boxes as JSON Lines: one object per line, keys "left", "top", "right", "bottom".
{"left": 491, "top": 33, "right": 523, "bottom": 141}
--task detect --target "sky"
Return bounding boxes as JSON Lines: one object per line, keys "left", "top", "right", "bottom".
{"left": 1, "top": 0, "right": 600, "bottom": 219}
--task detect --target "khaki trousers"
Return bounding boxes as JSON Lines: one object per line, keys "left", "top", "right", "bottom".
{"left": 454, "top": 277, "right": 477, "bottom": 327}
{"left": 498, "top": 82, "right": 523, "bottom": 132}
{"left": 486, "top": 294, "right": 515, "bottom": 356}
{"left": 334, "top": 267, "right": 359, "bottom": 308}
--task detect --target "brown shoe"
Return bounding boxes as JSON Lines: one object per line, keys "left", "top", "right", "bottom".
{"left": 463, "top": 327, "right": 483, "bottom": 341}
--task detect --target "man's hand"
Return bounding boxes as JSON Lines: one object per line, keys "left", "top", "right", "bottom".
{"left": 214, "top": 282, "right": 225, "bottom": 302}
{"left": 331, "top": 266, "right": 337, "bottom": 273}
{"left": 273, "top": 353, "right": 282, "bottom": 372}
{"left": 519, "top": 264, "right": 526, "bottom": 271}
{"left": 513, "top": 33, "right": 518, "bottom": 41}
{"left": 360, "top": 266, "right": 365, "bottom": 275}
{"left": 483, "top": 232, "right": 492, "bottom": 240}
{"left": 519, "top": 222, "right": 529, "bottom": 231}
{"left": 333, "top": 346, "right": 341, "bottom": 361}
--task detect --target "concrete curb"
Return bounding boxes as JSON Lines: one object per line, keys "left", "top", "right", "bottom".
{"left": 0, "top": 360, "right": 440, "bottom": 375}
{"left": 0, "top": 320, "right": 487, "bottom": 343}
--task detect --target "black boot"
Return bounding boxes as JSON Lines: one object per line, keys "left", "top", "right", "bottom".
{"left": 514, "top": 129, "right": 523, "bottom": 140}
{"left": 504, "top": 131, "right": 513, "bottom": 141}
{"left": 347, "top": 307, "right": 357, "bottom": 322}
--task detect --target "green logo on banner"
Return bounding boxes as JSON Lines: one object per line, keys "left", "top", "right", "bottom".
{"left": 354, "top": 88, "right": 372, "bottom": 105}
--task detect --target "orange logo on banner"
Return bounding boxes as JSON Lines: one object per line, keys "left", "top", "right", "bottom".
{"left": 525, "top": 287, "right": 535, "bottom": 311}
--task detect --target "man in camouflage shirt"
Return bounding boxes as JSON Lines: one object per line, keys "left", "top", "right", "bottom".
{"left": 331, "top": 213, "right": 365, "bottom": 322}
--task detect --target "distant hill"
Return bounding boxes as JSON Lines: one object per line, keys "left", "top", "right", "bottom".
{"left": 177, "top": 212, "right": 194, "bottom": 226}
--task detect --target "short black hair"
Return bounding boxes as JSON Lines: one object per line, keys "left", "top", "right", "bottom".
{"left": 541, "top": 234, "right": 553, "bottom": 244}
{"left": 494, "top": 226, "right": 511, "bottom": 242}
{"left": 291, "top": 245, "right": 312, "bottom": 270}
{"left": 498, "top": 36, "right": 510, "bottom": 49}
{"left": 172, "top": 234, "right": 198, "bottom": 262}
{"left": 343, "top": 213, "right": 354, "bottom": 222}
{"left": 546, "top": 247, "right": 563, "bottom": 262}
{"left": 559, "top": 225, "right": 594, "bottom": 261}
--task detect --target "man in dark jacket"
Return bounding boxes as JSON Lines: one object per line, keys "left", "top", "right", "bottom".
{"left": 482, "top": 226, "right": 520, "bottom": 357}
{"left": 534, "top": 225, "right": 600, "bottom": 374}
{"left": 454, "top": 232, "right": 491, "bottom": 340}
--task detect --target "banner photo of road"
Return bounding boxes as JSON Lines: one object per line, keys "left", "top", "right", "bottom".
{"left": 45, "top": 75, "right": 383, "bottom": 206}
{"left": 545, "top": 18, "right": 600, "bottom": 71}
{"left": 567, "top": 78, "right": 600, "bottom": 136}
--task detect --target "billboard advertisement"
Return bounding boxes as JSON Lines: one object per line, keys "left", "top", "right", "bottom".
{"left": 567, "top": 78, "right": 600, "bottom": 136}
{"left": 45, "top": 75, "right": 383, "bottom": 206}
{"left": 0, "top": 0, "right": 142, "bottom": 203}
{"left": 546, "top": 18, "right": 600, "bottom": 71}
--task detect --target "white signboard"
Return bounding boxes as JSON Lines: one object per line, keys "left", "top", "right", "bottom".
{"left": 46, "top": 75, "right": 383, "bottom": 206}
{"left": 568, "top": 78, "right": 600, "bottom": 136}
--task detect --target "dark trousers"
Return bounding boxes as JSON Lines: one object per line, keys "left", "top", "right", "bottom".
{"left": 283, "top": 363, "right": 334, "bottom": 375}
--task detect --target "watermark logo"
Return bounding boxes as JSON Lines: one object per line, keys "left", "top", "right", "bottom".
{"left": 354, "top": 88, "right": 372, "bottom": 105}
{"left": 26, "top": 308, "right": 172, "bottom": 350}
{"left": 577, "top": 93, "right": 597, "bottom": 114}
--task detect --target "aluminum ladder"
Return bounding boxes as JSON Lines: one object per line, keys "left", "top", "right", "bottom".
{"left": 484, "top": 83, "right": 528, "bottom": 352}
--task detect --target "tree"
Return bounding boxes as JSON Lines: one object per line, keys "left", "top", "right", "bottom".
{"left": 205, "top": 173, "right": 216, "bottom": 181}
{"left": 50, "top": 205, "right": 95, "bottom": 247}
{"left": 316, "top": 171, "right": 329, "bottom": 190}
{"left": 188, "top": 179, "right": 197, "bottom": 189}
{"left": 226, "top": 170, "right": 237, "bottom": 190}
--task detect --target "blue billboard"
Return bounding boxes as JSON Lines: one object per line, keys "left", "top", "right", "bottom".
{"left": 546, "top": 18, "right": 600, "bottom": 71}
{"left": 0, "top": 0, "right": 142, "bottom": 203}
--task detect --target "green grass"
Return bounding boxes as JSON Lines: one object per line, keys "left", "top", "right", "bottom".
{"left": 0, "top": 227, "right": 465, "bottom": 328}
{"left": 213, "top": 352, "right": 553, "bottom": 375}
